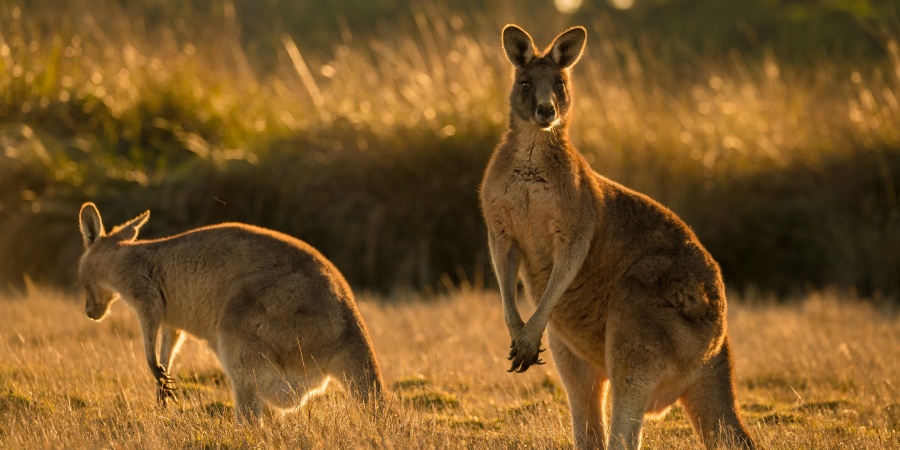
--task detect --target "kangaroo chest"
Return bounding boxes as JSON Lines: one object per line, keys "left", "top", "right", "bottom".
{"left": 502, "top": 162, "right": 567, "bottom": 235}
{"left": 486, "top": 156, "right": 578, "bottom": 290}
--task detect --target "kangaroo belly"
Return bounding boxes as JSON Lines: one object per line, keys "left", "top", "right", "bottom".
{"left": 543, "top": 281, "right": 612, "bottom": 367}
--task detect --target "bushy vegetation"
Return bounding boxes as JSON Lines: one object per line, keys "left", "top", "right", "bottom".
{"left": 1, "top": 0, "right": 898, "bottom": 296}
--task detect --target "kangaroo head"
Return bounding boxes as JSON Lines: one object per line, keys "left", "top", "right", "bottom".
{"left": 77, "top": 202, "right": 149, "bottom": 320}
{"left": 502, "top": 25, "right": 586, "bottom": 130}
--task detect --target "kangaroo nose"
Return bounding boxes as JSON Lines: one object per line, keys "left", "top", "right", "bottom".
{"left": 535, "top": 104, "right": 556, "bottom": 124}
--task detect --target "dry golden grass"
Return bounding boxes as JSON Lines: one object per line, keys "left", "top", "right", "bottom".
{"left": 1, "top": 286, "right": 897, "bottom": 449}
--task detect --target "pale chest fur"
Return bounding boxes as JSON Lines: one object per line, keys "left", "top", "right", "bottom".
{"left": 481, "top": 137, "right": 610, "bottom": 366}
{"left": 482, "top": 141, "right": 589, "bottom": 293}
{"left": 490, "top": 167, "right": 561, "bottom": 241}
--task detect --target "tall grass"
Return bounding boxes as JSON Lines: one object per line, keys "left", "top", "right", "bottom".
{"left": 1, "top": 0, "right": 899, "bottom": 295}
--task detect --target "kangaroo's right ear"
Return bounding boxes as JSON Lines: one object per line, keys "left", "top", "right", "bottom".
{"left": 502, "top": 25, "right": 536, "bottom": 68}
{"left": 79, "top": 203, "right": 105, "bottom": 248}
{"left": 109, "top": 210, "right": 150, "bottom": 242}
{"left": 548, "top": 26, "right": 587, "bottom": 69}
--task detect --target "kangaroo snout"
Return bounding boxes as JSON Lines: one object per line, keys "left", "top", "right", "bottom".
{"left": 535, "top": 103, "right": 556, "bottom": 126}
{"left": 85, "top": 303, "right": 107, "bottom": 321}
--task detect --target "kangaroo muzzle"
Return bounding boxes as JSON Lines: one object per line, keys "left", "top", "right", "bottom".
{"left": 535, "top": 102, "right": 557, "bottom": 127}
{"left": 86, "top": 303, "right": 106, "bottom": 320}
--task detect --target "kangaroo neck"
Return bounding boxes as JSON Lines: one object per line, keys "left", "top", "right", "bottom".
{"left": 507, "top": 117, "right": 573, "bottom": 162}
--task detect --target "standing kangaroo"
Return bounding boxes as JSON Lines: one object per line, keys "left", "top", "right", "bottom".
{"left": 480, "top": 26, "right": 755, "bottom": 449}
{"left": 77, "top": 202, "right": 383, "bottom": 422}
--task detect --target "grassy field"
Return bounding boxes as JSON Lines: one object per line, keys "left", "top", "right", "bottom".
{"left": 1, "top": 287, "right": 897, "bottom": 448}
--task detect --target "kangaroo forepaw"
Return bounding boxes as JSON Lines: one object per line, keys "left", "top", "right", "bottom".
{"left": 155, "top": 370, "right": 179, "bottom": 406}
{"left": 157, "top": 382, "right": 179, "bottom": 406}
{"left": 506, "top": 335, "right": 545, "bottom": 373}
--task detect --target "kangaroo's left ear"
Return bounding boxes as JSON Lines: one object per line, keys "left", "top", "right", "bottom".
{"left": 79, "top": 203, "right": 105, "bottom": 248}
{"left": 548, "top": 26, "right": 587, "bottom": 69}
{"left": 502, "top": 25, "right": 537, "bottom": 68}
{"left": 110, "top": 210, "right": 150, "bottom": 242}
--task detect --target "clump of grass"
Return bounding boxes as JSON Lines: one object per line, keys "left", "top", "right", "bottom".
{"left": 404, "top": 389, "right": 460, "bottom": 411}
{"left": 181, "top": 370, "right": 227, "bottom": 387}
{"left": 505, "top": 400, "right": 550, "bottom": 418}
{"left": 201, "top": 401, "right": 232, "bottom": 419}
{"left": 796, "top": 400, "right": 848, "bottom": 413}
{"left": 434, "top": 413, "right": 496, "bottom": 430}
{"left": 759, "top": 412, "right": 805, "bottom": 425}
{"left": 0, "top": 387, "right": 34, "bottom": 412}
{"left": 392, "top": 374, "right": 430, "bottom": 390}
{"left": 66, "top": 394, "right": 88, "bottom": 410}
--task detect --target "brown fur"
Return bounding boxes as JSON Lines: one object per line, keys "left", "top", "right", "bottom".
{"left": 479, "top": 25, "right": 755, "bottom": 449}
{"left": 77, "top": 203, "right": 383, "bottom": 422}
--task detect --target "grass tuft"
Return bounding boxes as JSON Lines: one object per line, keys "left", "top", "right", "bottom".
{"left": 759, "top": 412, "right": 805, "bottom": 425}
{"left": 202, "top": 401, "right": 233, "bottom": 418}
{"left": 404, "top": 389, "right": 460, "bottom": 411}
{"left": 392, "top": 374, "right": 431, "bottom": 390}
{"left": 0, "top": 387, "right": 34, "bottom": 412}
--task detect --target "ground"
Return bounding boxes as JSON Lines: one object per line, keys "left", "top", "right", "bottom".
{"left": 0, "top": 287, "right": 897, "bottom": 449}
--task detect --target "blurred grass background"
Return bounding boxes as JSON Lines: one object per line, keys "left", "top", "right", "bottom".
{"left": 1, "top": 0, "right": 898, "bottom": 297}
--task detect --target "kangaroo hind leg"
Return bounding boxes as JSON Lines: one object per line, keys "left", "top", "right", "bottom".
{"left": 326, "top": 330, "right": 384, "bottom": 406}
{"left": 605, "top": 288, "right": 674, "bottom": 450}
{"left": 678, "top": 337, "right": 755, "bottom": 449}
{"left": 606, "top": 361, "right": 658, "bottom": 450}
{"left": 217, "top": 334, "right": 273, "bottom": 423}
{"left": 549, "top": 331, "right": 606, "bottom": 450}
{"left": 260, "top": 369, "right": 331, "bottom": 414}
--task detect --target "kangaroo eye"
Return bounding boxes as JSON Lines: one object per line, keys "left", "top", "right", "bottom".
{"left": 520, "top": 81, "right": 531, "bottom": 90}
{"left": 555, "top": 83, "right": 565, "bottom": 91}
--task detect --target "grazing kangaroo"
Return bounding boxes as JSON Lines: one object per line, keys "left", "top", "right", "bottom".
{"left": 76, "top": 203, "right": 383, "bottom": 422}
{"left": 480, "top": 25, "right": 755, "bottom": 449}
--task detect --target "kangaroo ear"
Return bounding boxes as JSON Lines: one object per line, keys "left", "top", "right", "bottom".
{"left": 79, "top": 203, "right": 105, "bottom": 248}
{"left": 548, "top": 26, "right": 586, "bottom": 69}
{"left": 502, "top": 25, "right": 536, "bottom": 68}
{"left": 110, "top": 210, "right": 150, "bottom": 242}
